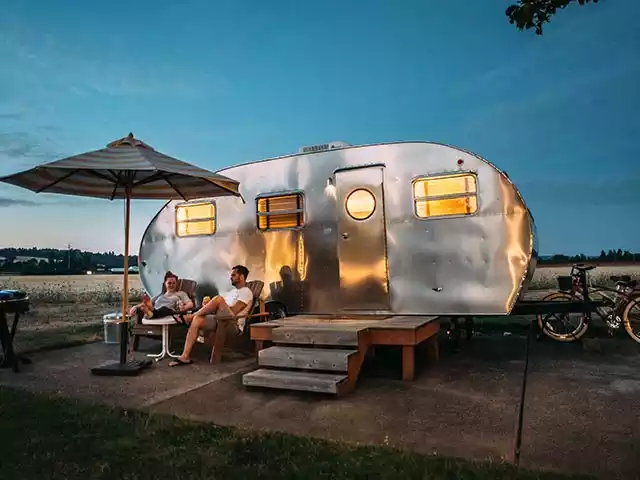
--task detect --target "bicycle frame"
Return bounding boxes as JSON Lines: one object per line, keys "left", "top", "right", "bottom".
{"left": 561, "top": 266, "right": 638, "bottom": 330}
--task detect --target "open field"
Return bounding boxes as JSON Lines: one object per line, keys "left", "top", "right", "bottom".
{"left": 0, "top": 274, "right": 144, "bottom": 304}
{"left": 530, "top": 264, "right": 640, "bottom": 290}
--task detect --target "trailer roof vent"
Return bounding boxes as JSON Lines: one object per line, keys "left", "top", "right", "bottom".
{"left": 298, "top": 141, "right": 351, "bottom": 154}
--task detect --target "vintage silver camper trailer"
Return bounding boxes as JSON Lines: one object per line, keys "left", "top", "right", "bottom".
{"left": 138, "top": 141, "right": 538, "bottom": 318}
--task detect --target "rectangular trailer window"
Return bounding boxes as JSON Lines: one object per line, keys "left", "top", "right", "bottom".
{"left": 256, "top": 193, "right": 304, "bottom": 230}
{"left": 413, "top": 173, "right": 478, "bottom": 218}
{"left": 175, "top": 201, "right": 216, "bottom": 237}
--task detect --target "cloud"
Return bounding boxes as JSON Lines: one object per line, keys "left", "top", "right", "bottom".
{"left": 0, "top": 196, "right": 38, "bottom": 207}
{"left": 0, "top": 131, "right": 63, "bottom": 162}
{"left": 0, "top": 112, "right": 24, "bottom": 120}
{"left": 0, "top": 22, "right": 217, "bottom": 99}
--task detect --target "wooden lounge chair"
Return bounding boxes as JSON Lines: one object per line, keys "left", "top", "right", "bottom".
{"left": 205, "top": 280, "right": 270, "bottom": 363}
{"left": 130, "top": 278, "right": 198, "bottom": 352}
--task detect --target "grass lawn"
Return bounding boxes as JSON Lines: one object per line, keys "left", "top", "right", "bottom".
{"left": 0, "top": 387, "right": 594, "bottom": 480}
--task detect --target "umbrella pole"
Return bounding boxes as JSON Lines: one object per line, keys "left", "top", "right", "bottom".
{"left": 119, "top": 187, "right": 131, "bottom": 364}
{"left": 90, "top": 186, "right": 151, "bottom": 376}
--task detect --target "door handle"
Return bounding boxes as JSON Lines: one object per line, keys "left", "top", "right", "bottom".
{"left": 341, "top": 233, "right": 349, "bottom": 239}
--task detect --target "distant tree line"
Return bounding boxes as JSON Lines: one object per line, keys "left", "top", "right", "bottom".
{"left": 538, "top": 249, "right": 638, "bottom": 265}
{"left": 1, "top": 246, "right": 638, "bottom": 276}
{"left": 0, "top": 247, "right": 138, "bottom": 275}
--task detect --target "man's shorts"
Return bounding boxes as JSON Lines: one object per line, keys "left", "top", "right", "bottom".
{"left": 201, "top": 304, "right": 236, "bottom": 332}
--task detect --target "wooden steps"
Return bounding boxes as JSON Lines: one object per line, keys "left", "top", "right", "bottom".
{"left": 258, "top": 346, "right": 358, "bottom": 371}
{"left": 271, "top": 327, "right": 360, "bottom": 346}
{"left": 242, "top": 324, "right": 367, "bottom": 396}
{"left": 242, "top": 369, "right": 349, "bottom": 394}
{"left": 243, "top": 315, "right": 441, "bottom": 396}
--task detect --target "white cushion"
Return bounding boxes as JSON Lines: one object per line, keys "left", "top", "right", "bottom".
{"left": 141, "top": 316, "right": 179, "bottom": 326}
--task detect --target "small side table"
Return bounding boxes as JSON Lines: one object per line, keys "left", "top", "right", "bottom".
{"left": 140, "top": 317, "right": 182, "bottom": 361}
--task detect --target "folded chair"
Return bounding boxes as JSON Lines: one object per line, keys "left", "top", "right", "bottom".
{"left": 130, "top": 278, "right": 198, "bottom": 353}
{"left": 205, "top": 280, "right": 271, "bottom": 363}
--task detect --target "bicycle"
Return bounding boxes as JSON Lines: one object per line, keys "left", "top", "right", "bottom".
{"left": 536, "top": 263, "right": 640, "bottom": 343}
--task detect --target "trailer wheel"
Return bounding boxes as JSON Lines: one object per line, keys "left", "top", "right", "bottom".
{"left": 622, "top": 296, "right": 640, "bottom": 344}
{"left": 536, "top": 291, "right": 588, "bottom": 342}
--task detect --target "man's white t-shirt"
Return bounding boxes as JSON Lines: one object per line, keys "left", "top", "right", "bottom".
{"left": 221, "top": 286, "right": 254, "bottom": 329}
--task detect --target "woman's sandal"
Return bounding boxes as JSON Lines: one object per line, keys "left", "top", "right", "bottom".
{"left": 169, "top": 358, "right": 193, "bottom": 367}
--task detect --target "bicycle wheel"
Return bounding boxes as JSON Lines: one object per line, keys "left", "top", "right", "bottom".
{"left": 622, "top": 296, "right": 640, "bottom": 344}
{"left": 536, "top": 291, "right": 589, "bottom": 342}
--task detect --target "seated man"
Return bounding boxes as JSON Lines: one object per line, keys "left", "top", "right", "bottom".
{"left": 128, "top": 271, "right": 194, "bottom": 321}
{"left": 168, "top": 264, "right": 253, "bottom": 367}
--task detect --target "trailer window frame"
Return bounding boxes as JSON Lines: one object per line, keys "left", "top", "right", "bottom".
{"left": 175, "top": 200, "right": 217, "bottom": 238}
{"left": 255, "top": 191, "right": 305, "bottom": 231}
{"left": 411, "top": 172, "right": 479, "bottom": 219}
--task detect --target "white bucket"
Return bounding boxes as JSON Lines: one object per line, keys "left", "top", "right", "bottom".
{"left": 103, "top": 312, "right": 123, "bottom": 344}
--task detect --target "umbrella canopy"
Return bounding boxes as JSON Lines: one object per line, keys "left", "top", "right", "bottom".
{"left": 0, "top": 133, "right": 242, "bottom": 374}
{"left": 0, "top": 132, "right": 240, "bottom": 200}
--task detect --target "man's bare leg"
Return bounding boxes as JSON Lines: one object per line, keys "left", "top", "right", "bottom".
{"left": 176, "top": 295, "right": 229, "bottom": 325}
{"left": 169, "top": 315, "right": 205, "bottom": 366}
{"left": 169, "top": 296, "right": 234, "bottom": 367}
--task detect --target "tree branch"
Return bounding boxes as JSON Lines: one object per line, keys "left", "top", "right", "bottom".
{"left": 506, "top": 0, "right": 600, "bottom": 35}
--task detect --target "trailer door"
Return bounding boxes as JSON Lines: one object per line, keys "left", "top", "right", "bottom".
{"left": 334, "top": 165, "right": 390, "bottom": 311}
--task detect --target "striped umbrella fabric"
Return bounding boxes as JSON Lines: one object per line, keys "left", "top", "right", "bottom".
{"left": 0, "top": 133, "right": 240, "bottom": 200}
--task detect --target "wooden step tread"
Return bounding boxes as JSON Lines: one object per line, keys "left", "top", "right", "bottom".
{"left": 242, "top": 369, "right": 348, "bottom": 394}
{"left": 272, "top": 327, "right": 360, "bottom": 346}
{"left": 258, "top": 346, "right": 358, "bottom": 371}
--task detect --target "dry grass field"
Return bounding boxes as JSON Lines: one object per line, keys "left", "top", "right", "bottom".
{"left": 0, "top": 274, "right": 144, "bottom": 304}
{"left": 0, "top": 274, "right": 146, "bottom": 351}
{"left": 529, "top": 264, "right": 640, "bottom": 289}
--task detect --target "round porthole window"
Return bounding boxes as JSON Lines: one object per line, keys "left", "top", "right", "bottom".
{"left": 346, "top": 189, "right": 376, "bottom": 220}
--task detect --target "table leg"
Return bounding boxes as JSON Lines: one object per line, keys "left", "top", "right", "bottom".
{"left": 166, "top": 325, "right": 181, "bottom": 359}
{"left": 147, "top": 326, "right": 168, "bottom": 361}
{"left": 402, "top": 345, "right": 415, "bottom": 381}
{"left": 426, "top": 335, "right": 439, "bottom": 362}
{"left": 0, "top": 312, "right": 18, "bottom": 372}
{"left": 254, "top": 340, "right": 264, "bottom": 358}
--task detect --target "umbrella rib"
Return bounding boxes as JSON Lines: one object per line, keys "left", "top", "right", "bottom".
{"left": 35, "top": 169, "right": 80, "bottom": 193}
{"left": 202, "top": 177, "right": 241, "bottom": 197}
{"left": 109, "top": 171, "right": 123, "bottom": 200}
{"left": 162, "top": 175, "right": 188, "bottom": 201}
{"left": 133, "top": 171, "right": 171, "bottom": 188}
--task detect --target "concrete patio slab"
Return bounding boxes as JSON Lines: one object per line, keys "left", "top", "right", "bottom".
{"left": 0, "top": 339, "right": 254, "bottom": 409}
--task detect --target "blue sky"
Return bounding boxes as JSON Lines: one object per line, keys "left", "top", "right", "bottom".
{"left": 0, "top": 0, "right": 638, "bottom": 255}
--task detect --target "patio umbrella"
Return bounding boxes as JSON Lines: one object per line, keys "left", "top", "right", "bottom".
{"left": 0, "top": 132, "right": 242, "bottom": 375}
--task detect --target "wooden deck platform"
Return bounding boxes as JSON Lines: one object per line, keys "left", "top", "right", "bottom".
{"left": 244, "top": 315, "right": 441, "bottom": 395}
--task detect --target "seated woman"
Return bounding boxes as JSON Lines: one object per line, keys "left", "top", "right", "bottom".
{"left": 128, "top": 271, "right": 194, "bottom": 321}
